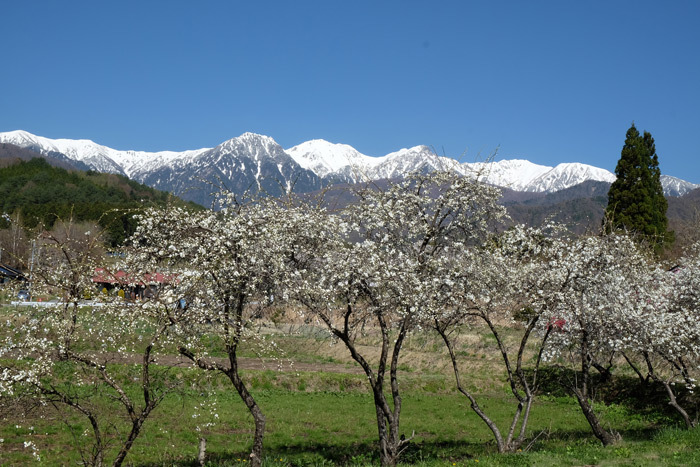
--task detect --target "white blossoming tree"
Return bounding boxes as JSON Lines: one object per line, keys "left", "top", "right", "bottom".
{"left": 285, "top": 172, "right": 505, "bottom": 466}
{"left": 539, "top": 233, "right": 655, "bottom": 446}
{"left": 0, "top": 217, "right": 185, "bottom": 466}
{"left": 127, "top": 194, "right": 296, "bottom": 467}
{"left": 432, "top": 223, "right": 567, "bottom": 453}
{"left": 617, "top": 243, "right": 700, "bottom": 428}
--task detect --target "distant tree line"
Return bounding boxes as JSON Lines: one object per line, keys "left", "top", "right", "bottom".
{"left": 0, "top": 158, "right": 200, "bottom": 248}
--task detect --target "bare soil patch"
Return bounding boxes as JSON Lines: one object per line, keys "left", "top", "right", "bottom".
{"left": 92, "top": 351, "right": 365, "bottom": 374}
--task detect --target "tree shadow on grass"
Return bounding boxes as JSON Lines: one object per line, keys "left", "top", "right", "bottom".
{"left": 533, "top": 365, "right": 695, "bottom": 427}
{"left": 136, "top": 426, "right": 681, "bottom": 467}
{"left": 138, "top": 439, "right": 483, "bottom": 466}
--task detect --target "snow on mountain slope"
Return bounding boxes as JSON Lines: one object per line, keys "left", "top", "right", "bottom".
{"left": 0, "top": 130, "right": 320, "bottom": 205}
{"left": 135, "top": 132, "right": 320, "bottom": 205}
{"left": 0, "top": 129, "right": 209, "bottom": 177}
{"left": 462, "top": 159, "right": 552, "bottom": 191}
{"left": 368, "top": 146, "right": 465, "bottom": 180}
{"left": 0, "top": 130, "right": 125, "bottom": 174}
{"left": 286, "top": 139, "right": 380, "bottom": 178}
{"left": 524, "top": 163, "right": 616, "bottom": 192}
{"left": 661, "top": 175, "right": 700, "bottom": 197}
{"left": 208, "top": 132, "right": 319, "bottom": 193}
{"left": 286, "top": 142, "right": 465, "bottom": 184}
{"left": 285, "top": 142, "right": 613, "bottom": 193}
{"left": 111, "top": 147, "right": 209, "bottom": 178}
{"left": 1, "top": 129, "right": 694, "bottom": 199}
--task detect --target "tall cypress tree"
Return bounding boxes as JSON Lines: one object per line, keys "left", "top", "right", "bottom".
{"left": 605, "top": 123, "right": 672, "bottom": 252}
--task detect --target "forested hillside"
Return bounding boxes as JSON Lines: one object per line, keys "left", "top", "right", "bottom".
{"left": 504, "top": 180, "right": 700, "bottom": 253}
{"left": 503, "top": 180, "right": 611, "bottom": 234}
{"left": 0, "top": 157, "right": 200, "bottom": 246}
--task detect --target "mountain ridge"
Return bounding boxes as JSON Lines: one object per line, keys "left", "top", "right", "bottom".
{"left": 1, "top": 130, "right": 697, "bottom": 204}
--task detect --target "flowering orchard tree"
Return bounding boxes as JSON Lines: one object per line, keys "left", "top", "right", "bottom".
{"left": 0, "top": 217, "right": 184, "bottom": 467}
{"left": 432, "top": 223, "right": 567, "bottom": 453}
{"left": 539, "top": 233, "right": 654, "bottom": 446}
{"left": 128, "top": 194, "right": 296, "bottom": 467}
{"left": 285, "top": 172, "right": 505, "bottom": 466}
{"left": 615, "top": 244, "right": 700, "bottom": 428}
{"left": 653, "top": 245, "right": 700, "bottom": 427}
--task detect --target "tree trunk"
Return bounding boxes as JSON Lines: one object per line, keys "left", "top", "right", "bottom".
{"left": 621, "top": 352, "right": 648, "bottom": 385}
{"left": 572, "top": 388, "right": 620, "bottom": 446}
{"left": 368, "top": 354, "right": 402, "bottom": 466}
{"left": 372, "top": 389, "right": 407, "bottom": 467}
{"left": 112, "top": 418, "right": 145, "bottom": 467}
{"left": 373, "top": 398, "right": 398, "bottom": 467}
{"left": 661, "top": 380, "right": 695, "bottom": 429}
{"left": 198, "top": 437, "right": 207, "bottom": 466}
{"left": 227, "top": 368, "right": 266, "bottom": 467}
{"left": 84, "top": 407, "right": 104, "bottom": 467}
{"left": 646, "top": 354, "right": 697, "bottom": 429}
{"left": 320, "top": 302, "right": 412, "bottom": 466}
{"left": 379, "top": 442, "right": 399, "bottom": 467}
{"left": 178, "top": 341, "right": 266, "bottom": 467}
{"left": 436, "top": 323, "right": 507, "bottom": 452}
{"left": 343, "top": 319, "right": 406, "bottom": 466}
{"left": 572, "top": 330, "right": 620, "bottom": 446}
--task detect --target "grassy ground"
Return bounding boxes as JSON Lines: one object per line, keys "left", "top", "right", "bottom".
{"left": 3, "top": 373, "right": 699, "bottom": 466}
{"left": 1, "top": 299, "right": 699, "bottom": 465}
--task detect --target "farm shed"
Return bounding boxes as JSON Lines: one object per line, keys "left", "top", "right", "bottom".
{"left": 92, "top": 268, "right": 176, "bottom": 299}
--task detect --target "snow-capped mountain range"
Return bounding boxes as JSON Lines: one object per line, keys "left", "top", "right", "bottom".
{"left": 1, "top": 130, "right": 697, "bottom": 205}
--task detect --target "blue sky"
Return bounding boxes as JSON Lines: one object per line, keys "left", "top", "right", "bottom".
{"left": 2, "top": 1, "right": 699, "bottom": 181}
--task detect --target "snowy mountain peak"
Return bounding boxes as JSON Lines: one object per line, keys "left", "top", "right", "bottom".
{"left": 286, "top": 139, "right": 379, "bottom": 179}
{"left": 382, "top": 145, "right": 433, "bottom": 160}
{"left": 217, "top": 132, "right": 283, "bottom": 156}
{"left": 2, "top": 129, "right": 36, "bottom": 144}
{"left": 523, "top": 162, "right": 616, "bottom": 193}
{"left": 235, "top": 132, "right": 277, "bottom": 144}
{"left": 370, "top": 145, "right": 465, "bottom": 180}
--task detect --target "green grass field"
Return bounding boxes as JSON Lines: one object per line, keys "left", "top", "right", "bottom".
{"left": 1, "top": 298, "right": 699, "bottom": 466}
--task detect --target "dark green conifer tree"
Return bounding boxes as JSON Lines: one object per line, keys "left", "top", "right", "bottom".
{"left": 605, "top": 123, "right": 673, "bottom": 252}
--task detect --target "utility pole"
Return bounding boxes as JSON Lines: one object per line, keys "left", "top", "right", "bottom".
{"left": 29, "top": 239, "right": 36, "bottom": 302}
